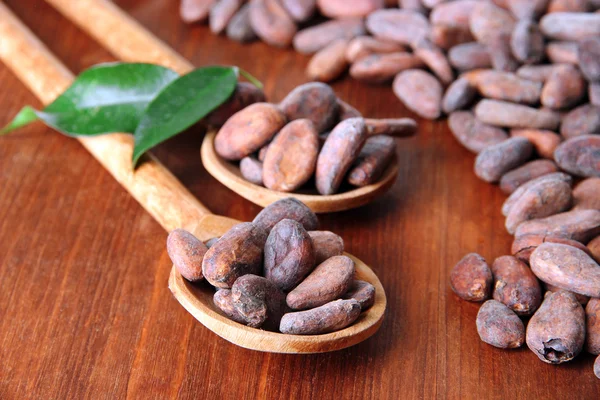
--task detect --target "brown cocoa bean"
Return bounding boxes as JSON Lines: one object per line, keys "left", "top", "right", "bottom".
{"left": 487, "top": 33, "right": 519, "bottom": 72}
{"left": 345, "top": 37, "right": 406, "bottom": 63}
{"left": 431, "top": 24, "right": 474, "bottom": 51}
{"left": 590, "top": 235, "right": 600, "bottom": 263}
{"left": 595, "top": 355, "right": 600, "bottom": 379}
{"left": 167, "top": 228, "right": 208, "bottom": 282}
{"left": 442, "top": 78, "right": 478, "bottom": 114}
{"left": 512, "top": 234, "right": 591, "bottom": 264}
{"left": 264, "top": 219, "right": 316, "bottom": 291}
{"left": 560, "top": 104, "right": 600, "bottom": 139}
{"left": 215, "top": 103, "right": 287, "bottom": 160}
{"left": 226, "top": 3, "right": 258, "bottom": 43}
{"left": 474, "top": 99, "right": 561, "bottom": 130}
{"left": 400, "top": 0, "right": 427, "bottom": 14}
{"left": 306, "top": 38, "right": 349, "bottom": 82}
{"left": 450, "top": 253, "right": 493, "bottom": 302}
{"left": 586, "top": 298, "right": 600, "bottom": 354}
{"left": 547, "top": 0, "right": 589, "bottom": 13}
{"left": 502, "top": 172, "right": 572, "bottom": 216}
{"left": 308, "top": 230, "right": 344, "bottom": 264}
{"left": 505, "top": 178, "right": 572, "bottom": 234}
{"left": 364, "top": 118, "right": 418, "bottom": 137}
{"left": 516, "top": 64, "right": 563, "bottom": 83}
{"left": 448, "top": 42, "right": 491, "bottom": 71}
{"left": 343, "top": 280, "right": 376, "bottom": 310}
{"left": 181, "top": 0, "right": 215, "bottom": 23}
{"left": 279, "top": 82, "right": 339, "bottom": 133}
{"left": 281, "top": 0, "right": 316, "bottom": 22}
{"left": 253, "top": 197, "right": 319, "bottom": 233}
{"left": 476, "top": 300, "right": 525, "bottom": 349}
{"left": 347, "top": 135, "right": 396, "bottom": 187}
{"left": 554, "top": 135, "right": 600, "bottom": 177}
{"left": 338, "top": 99, "right": 362, "bottom": 120}
{"left": 474, "top": 137, "right": 533, "bottom": 183}
{"left": 279, "top": 299, "right": 361, "bottom": 334}
{"left": 546, "top": 41, "right": 579, "bottom": 64}
{"left": 293, "top": 18, "right": 365, "bottom": 54}
{"left": 240, "top": 156, "right": 264, "bottom": 186}
{"left": 205, "top": 237, "right": 220, "bottom": 248}
{"left": 210, "top": 0, "right": 243, "bottom": 34}
{"left": 590, "top": 83, "right": 600, "bottom": 107}
{"left": 257, "top": 144, "right": 269, "bottom": 162}
{"left": 541, "top": 65, "right": 586, "bottom": 109}
{"left": 515, "top": 209, "right": 600, "bottom": 242}
{"left": 393, "top": 69, "right": 442, "bottom": 120}
{"left": 231, "top": 274, "right": 287, "bottom": 329}
{"left": 249, "top": 0, "right": 297, "bottom": 47}
{"left": 350, "top": 52, "right": 425, "bottom": 83}
{"left": 510, "top": 20, "right": 545, "bottom": 65}
{"left": 467, "top": 70, "right": 542, "bottom": 105}
{"left": 412, "top": 38, "right": 454, "bottom": 84}
{"left": 540, "top": 12, "right": 600, "bottom": 41}
{"left": 573, "top": 178, "right": 600, "bottom": 210}
{"left": 507, "top": 0, "right": 549, "bottom": 19}
{"left": 544, "top": 282, "right": 590, "bottom": 305}
{"left": 492, "top": 255, "right": 542, "bottom": 316}
{"left": 316, "top": 118, "right": 367, "bottom": 195}
{"left": 531, "top": 242, "right": 600, "bottom": 297}
{"left": 286, "top": 255, "right": 354, "bottom": 310}
{"left": 262, "top": 119, "right": 319, "bottom": 192}
{"left": 499, "top": 159, "right": 559, "bottom": 194}
{"left": 430, "top": 0, "right": 479, "bottom": 29}
{"left": 526, "top": 290, "right": 585, "bottom": 364}
{"left": 448, "top": 111, "right": 508, "bottom": 153}
{"left": 317, "top": 0, "right": 383, "bottom": 18}
{"left": 470, "top": 3, "right": 515, "bottom": 44}
{"left": 204, "top": 82, "right": 266, "bottom": 128}
{"left": 578, "top": 37, "right": 600, "bottom": 81}
{"left": 510, "top": 129, "right": 562, "bottom": 159}
{"left": 213, "top": 289, "right": 248, "bottom": 324}
{"left": 202, "top": 222, "right": 268, "bottom": 288}
{"left": 366, "top": 9, "right": 431, "bottom": 46}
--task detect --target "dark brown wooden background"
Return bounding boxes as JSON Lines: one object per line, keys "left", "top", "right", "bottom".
{"left": 0, "top": 1, "right": 598, "bottom": 399}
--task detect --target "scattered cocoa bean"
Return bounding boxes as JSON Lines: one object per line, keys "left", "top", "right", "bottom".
{"left": 226, "top": 3, "right": 258, "bottom": 43}
{"left": 347, "top": 135, "right": 396, "bottom": 187}
{"left": 399, "top": 0, "right": 426, "bottom": 14}
{"left": 596, "top": 355, "right": 600, "bottom": 379}
{"left": 499, "top": 159, "right": 559, "bottom": 194}
{"left": 431, "top": 24, "right": 474, "bottom": 51}
{"left": 308, "top": 230, "right": 344, "bottom": 264}
{"left": 578, "top": 37, "right": 600, "bottom": 81}
{"left": 448, "top": 42, "right": 491, "bottom": 71}
{"left": 544, "top": 282, "right": 590, "bottom": 306}
{"left": 474, "top": 99, "right": 561, "bottom": 130}
{"left": 350, "top": 52, "right": 425, "bottom": 83}
{"left": 540, "top": 12, "right": 600, "bottom": 41}
{"left": 541, "top": 65, "right": 586, "bottom": 109}
{"left": 231, "top": 274, "right": 287, "bottom": 329}
{"left": 442, "top": 78, "right": 478, "bottom": 114}
{"left": 286, "top": 255, "right": 355, "bottom": 309}
{"left": 512, "top": 234, "right": 591, "bottom": 264}
{"left": 346, "top": 36, "right": 406, "bottom": 63}
{"left": 448, "top": 111, "right": 508, "bottom": 153}
{"left": 393, "top": 69, "right": 442, "bottom": 120}
{"left": 546, "top": 41, "right": 579, "bottom": 64}
{"left": 366, "top": 9, "right": 431, "bottom": 46}
{"left": 487, "top": 33, "right": 520, "bottom": 72}
{"left": 516, "top": 64, "right": 563, "bottom": 83}
{"left": 476, "top": 299, "right": 525, "bottom": 349}
{"left": 510, "top": 129, "right": 562, "bottom": 159}
{"left": 502, "top": 172, "right": 572, "bottom": 216}
{"left": 257, "top": 144, "right": 269, "bottom": 162}
{"left": 526, "top": 290, "right": 585, "bottom": 364}
{"left": 167, "top": 228, "right": 208, "bottom": 282}
{"left": 364, "top": 118, "right": 418, "bottom": 137}
{"left": 515, "top": 209, "right": 600, "bottom": 243}
{"left": 343, "top": 280, "right": 376, "bottom": 310}
{"left": 279, "top": 299, "right": 361, "bottom": 334}
{"left": 492, "top": 255, "right": 542, "bottom": 316}
{"left": 204, "top": 82, "right": 266, "bottom": 128}
{"left": 306, "top": 39, "right": 349, "bottom": 82}
{"left": 469, "top": 3, "right": 516, "bottom": 44}
{"left": 253, "top": 197, "right": 319, "bottom": 233}
{"left": 507, "top": 0, "right": 549, "bottom": 20}
{"left": 547, "top": 0, "right": 589, "bottom": 13}
{"left": 590, "top": 235, "right": 600, "bottom": 263}
{"left": 467, "top": 70, "right": 542, "bottom": 105}
{"left": 282, "top": 0, "right": 316, "bottom": 22}
{"left": 586, "top": 298, "right": 600, "bottom": 354}
{"left": 412, "top": 38, "right": 454, "bottom": 84}
{"left": 240, "top": 156, "right": 264, "bottom": 186}
{"left": 510, "top": 20, "right": 545, "bottom": 65}
{"left": 278, "top": 82, "right": 339, "bottom": 133}
{"left": 180, "top": 0, "right": 214, "bottom": 23}
{"left": 474, "top": 137, "right": 533, "bottom": 183}
{"left": 554, "top": 135, "right": 600, "bottom": 177}
{"left": 215, "top": 102, "right": 287, "bottom": 160}
{"left": 450, "top": 253, "right": 493, "bottom": 302}
{"left": 560, "top": 104, "right": 600, "bottom": 139}
{"left": 249, "top": 0, "right": 297, "bottom": 47}
{"left": 430, "top": 0, "right": 479, "bottom": 28}
{"left": 317, "top": 0, "right": 383, "bottom": 18}
{"left": 293, "top": 18, "right": 365, "bottom": 54}
{"left": 210, "top": 0, "right": 243, "bottom": 34}
{"left": 573, "top": 178, "right": 600, "bottom": 210}
{"left": 214, "top": 289, "right": 248, "bottom": 324}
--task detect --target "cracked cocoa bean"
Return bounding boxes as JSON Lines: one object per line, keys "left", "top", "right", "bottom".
{"left": 231, "top": 274, "right": 287, "bottom": 329}
{"left": 492, "top": 255, "right": 542, "bottom": 316}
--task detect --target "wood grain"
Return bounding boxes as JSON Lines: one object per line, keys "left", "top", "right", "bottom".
{"left": 0, "top": 0, "right": 598, "bottom": 398}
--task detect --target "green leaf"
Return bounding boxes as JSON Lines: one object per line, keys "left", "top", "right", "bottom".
{"left": 1, "top": 106, "right": 39, "bottom": 135}
{"left": 132, "top": 66, "right": 239, "bottom": 165}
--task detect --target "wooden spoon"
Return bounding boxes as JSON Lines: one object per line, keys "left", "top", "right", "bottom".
{"left": 0, "top": 3, "right": 386, "bottom": 353}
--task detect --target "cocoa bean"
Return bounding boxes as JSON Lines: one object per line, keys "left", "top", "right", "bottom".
{"left": 399, "top": 0, "right": 427, "bottom": 14}
{"left": 466, "top": 70, "right": 542, "bottom": 105}
{"left": 293, "top": 18, "right": 365, "bottom": 54}
{"left": 474, "top": 99, "right": 561, "bottom": 130}
{"left": 474, "top": 137, "right": 533, "bottom": 183}
{"left": 316, "top": 0, "right": 383, "bottom": 18}
{"left": 560, "top": 104, "right": 600, "bottom": 139}
{"left": 578, "top": 37, "right": 600, "bottom": 81}
{"left": 540, "top": 12, "right": 600, "bottom": 41}
{"left": 510, "top": 129, "right": 562, "bottom": 159}
{"left": 347, "top": 135, "right": 396, "bottom": 187}
{"left": 544, "top": 282, "right": 590, "bottom": 305}
{"left": 448, "top": 111, "right": 508, "bottom": 153}
{"left": 345, "top": 37, "right": 406, "bottom": 63}
{"left": 512, "top": 234, "right": 591, "bottom": 264}
{"left": 515, "top": 209, "right": 600, "bottom": 242}
{"left": 499, "top": 159, "right": 559, "bottom": 194}
{"left": 350, "top": 52, "right": 425, "bottom": 83}
{"left": 586, "top": 298, "right": 600, "bottom": 354}
{"left": 507, "top": 0, "right": 549, "bottom": 20}
{"left": 431, "top": 24, "right": 474, "bottom": 51}
{"left": 308, "top": 230, "right": 344, "bottom": 264}
{"left": 487, "top": 33, "right": 519, "bottom": 72}
{"left": 338, "top": 99, "right": 363, "bottom": 120}
{"left": 573, "top": 178, "right": 600, "bottom": 210}
{"left": 546, "top": 41, "right": 579, "bottom": 64}
{"left": 253, "top": 197, "right": 319, "bottom": 233}
{"left": 510, "top": 20, "right": 545, "bottom": 65}
{"left": 502, "top": 172, "right": 572, "bottom": 216}
{"left": 430, "top": 0, "right": 479, "bottom": 28}
{"left": 364, "top": 118, "right": 418, "bottom": 137}
{"left": 366, "top": 9, "right": 431, "bottom": 46}
{"left": 258, "top": 144, "right": 269, "bottom": 161}
{"left": 205, "top": 237, "right": 220, "bottom": 248}
{"left": 306, "top": 38, "right": 349, "bottom": 82}
{"left": 282, "top": 0, "right": 316, "bottom": 22}
{"left": 554, "top": 135, "right": 600, "bottom": 177}
{"left": 240, "top": 156, "right": 264, "bottom": 186}
{"left": 547, "top": 0, "right": 590, "bottom": 13}
{"left": 226, "top": 3, "right": 258, "bottom": 43}
{"left": 596, "top": 355, "right": 600, "bottom": 379}
{"left": 412, "top": 38, "right": 454, "bottom": 84}
{"left": 492, "top": 255, "right": 542, "bottom": 316}
{"left": 215, "top": 102, "right": 287, "bottom": 160}
{"left": 167, "top": 228, "right": 208, "bottom": 282}
{"left": 590, "top": 235, "right": 600, "bottom": 263}
{"left": 249, "top": 0, "right": 297, "bottom": 47}
{"left": 541, "top": 65, "right": 586, "bottom": 109}
{"left": 202, "top": 222, "right": 268, "bottom": 288}
{"left": 343, "top": 280, "right": 376, "bottom": 310}
{"left": 316, "top": 118, "right": 366, "bottom": 195}
{"left": 591, "top": 83, "right": 600, "bottom": 107}
{"left": 526, "top": 290, "right": 585, "bottom": 364}
{"left": 442, "top": 78, "right": 478, "bottom": 114}
{"left": 231, "top": 274, "right": 287, "bottom": 329}
{"left": 204, "top": 82, "right": 266, "bottom": 128}
{"left": 393, "top": 69, "right": 442, "bottom": 120}
{"left": 469, "top": 3, "right": 515, "bottom": 44}
{"left": 279, "top": 299, "right": 361, "bottom": 334}
{"left": 210, "top": 0, "right": 243, "bottom": 34}
{"left": 450, "top": 253, "right": 493, "bottom": 302}
{"left": 279, "top": 82, "right": 339, "bottom": 133}
{"left": 516, "top": 64, "right": 563, "bottom": 83}
{"left": 448, "top": 42, "right": 491, "bottom": 71}
{"left": 476, "top": 300, "right": 525, "bottom": 349}
{"left": 530, "top": 242, "right": 600, "bottom": 297}
{"left": 286, "top": 255, "right": 355, "bottom": 309}
{"left": 181, "top": 0, "right": 215, "bottom": 23}
{"left": 214, "top": 289, "right": 248, "bottom": 324}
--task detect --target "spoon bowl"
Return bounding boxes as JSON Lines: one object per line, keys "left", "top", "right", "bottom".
{"left": 201, "top": 131, "right": 399, "bottom": 213}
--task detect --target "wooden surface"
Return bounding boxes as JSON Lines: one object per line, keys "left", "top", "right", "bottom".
{"left": 0, "top": 0, "right": 597, "bottom": 398}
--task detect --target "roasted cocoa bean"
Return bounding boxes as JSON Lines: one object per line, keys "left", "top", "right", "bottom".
{"left": 515, "top": 209, "right": 600, "bottom": 242}
{"left": 249, "top": 0, "right": 297, "bottom": 47}
{"left": 430, "top": 24, "right": 474, "bottom": 51}
{"left": 210, "top": 0, "right": 243, "bottom": 34}
{"left": 474, "top": 137, "right": 533, "bottom": 183}
{"left": 279, "top": 299, "right": 361, "bottom": 334}
{"left": 240, "top": 156, "right": 264, "bottom": 186}
{"left": 492, "top": 255, "right": 542, "bottom": 316}
{"left": 512, "top": 234, "right": 591, "bottom": 264}
{"left": 442, "top": 78, "right": 477, "bottom": 114}
{"left": 476, "top": 299, "right": 525, "bottom": 349}
{"left": 347, "top": 135, "right": 396, "bottom": 187}
{"left": 546, "top": 41, "right": 579, "bottom": 64}
{"left": 510, "top": 129, "right": 562, "bottom": 159}
{"left": 487, "top": 33, "right": 520, "bottom": 72}
{"left": 573, "top": 178, "right": 600, "bottom": 210}
{"left": 226, "top": 3, "right": 258, "bottom": 43}
{"left": 554, "top": 135, "right": 600, "bottom": 177}
{"left": 308, "top": 230, "right": 344, "bottom": 264}
{"left": 350, "top": 52, "right": 424, "bottom": 83}
{"left": 306, "top": 39, "right": 349, "bottom": 82}
{"left": 293, "top": 18, "right": 365, "bottom": 54}
{"left": 282, "top": 0, "right": 316, "bottom": 22}
{"left": 541, "top": 65, "right": 586, "bottom": 109}
{"left": 345, "top": 36, "right": 406, "bottom": 63}
{"left": 540, "top": 12, "right": 600, "bottom": 41}
{"left": 466, "top": 70, "right": 542, "bottom": 105}
{"left": 507, "top": 0, "right": 549, "bottom": 19}
{"left": 214, "top": 289, "right": 248, "bottom": 324}
{"left": 544, "top": 282, "right": 590, "bottom": 306}
{"left": 338, "top": 99, "right": 362, "bottom": 120}
{"left": 470, "top": 3, "right": 515, "bottom": 44}
{"left": 393, "top": 69, "right": 442, "bottom": 120}
{"left": 364, "top": 118, "right": 418, "bottom": 137}
{"left": 450, "top": 253, "right": 493, "bottom": 302}
{"left": 560, "top": 104, "right": 600, "bottom": 139}
{"left": 590, "top": 235, "right": 600, "bottom": 264}
{"left": 430, "top": 0, "right": 478, "bottom": 28}
{"left": 317, "top": 0, "right": 383, "bottom": 18}
{"left": 586, "top": 298, "right": 600, "bottom": 354}
{"left": 279, "top": 82, "right": 339, "bottom": 133}
{"left": 181, "top": 0, "right": 214, "bottom": 23}
{"left": 167, "top": 228, "right": 208, "bottom": 282}
{"left": 204, "top": 82, "right": 266, "bottom": 128}
{"left": 502, "top": 172, "right": 572, "bottom": 216}
{"left": 253, "top": 197, "right": 319, "bottom": 233}
{"left": 412, "top": 38, "right": 454, "bottom": 84}
{"left": 578, "top": 37, "right": 600, "bottom": 81}
{"left": 499, "top": 159, "right": 559, "bottom": 194}
{"left": 516, "top": 64, "right": 563, "bottom": 83}
{"left": 343, "top": 280, "right": 376, "bottom": 310}
{"left": 448, "top": 42, "right": 491, "bottom": 71}
{"left": 448, "top": 111, "right": 508, "bottom": 153}
{"left": 510, "top": 20, "right": 545, "bottom": 65}
{"left": 366, "top": 9, "right": 431, "bottom": 46}
{"left": 231, "top": 274, "right": 287, "bottom": 329}
{"left": 474, "top": 99, "right": 561, "bottom": 130}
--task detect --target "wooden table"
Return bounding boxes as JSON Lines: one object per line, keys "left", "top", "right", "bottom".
{"left": 0, "top": 1, "right": 597, "bottom": 398}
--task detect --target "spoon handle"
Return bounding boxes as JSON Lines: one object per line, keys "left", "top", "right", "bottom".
{"left": 0, "top": 3, "right": 210, "bottom": 232}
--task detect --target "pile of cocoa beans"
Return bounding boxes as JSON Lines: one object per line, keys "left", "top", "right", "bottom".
{"left": 214, "top": 82, "right": 417, "bottom": 195}
{"left": 167, "top": 197, "right": 376, "bottom": 334}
